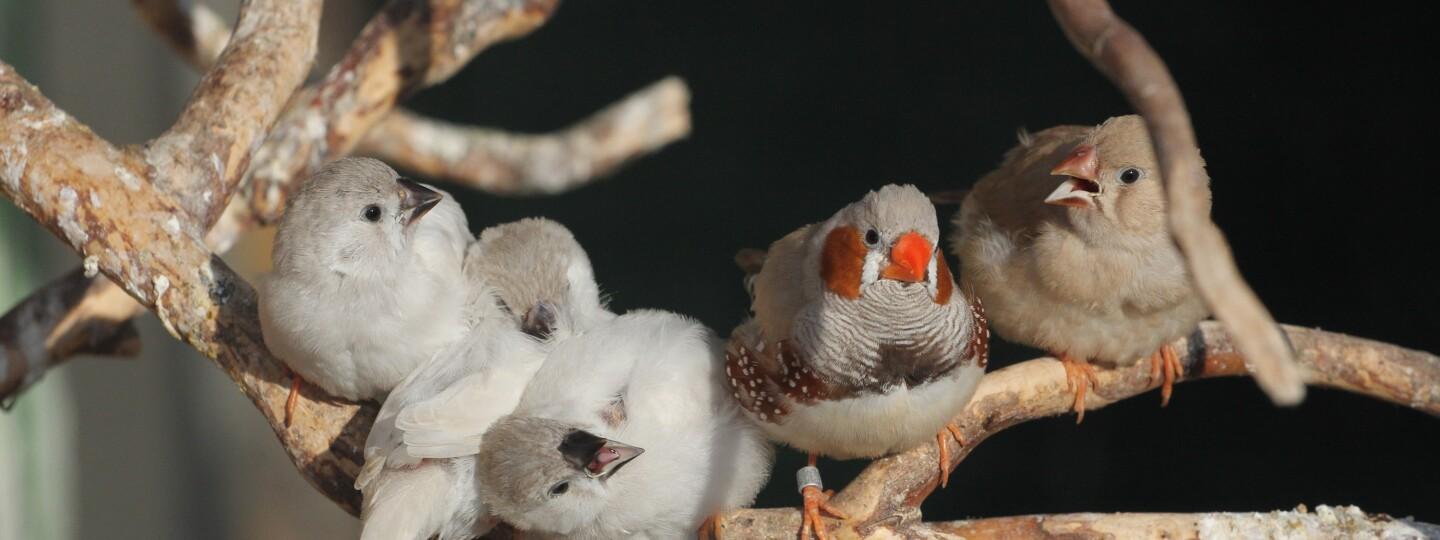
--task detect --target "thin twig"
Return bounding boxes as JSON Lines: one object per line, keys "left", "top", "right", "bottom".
{"left": 356, "top": 78, "right": 691, "bottom": 195}
{"left": 1047, "top": 0, "right": 1305, "bottom": 406}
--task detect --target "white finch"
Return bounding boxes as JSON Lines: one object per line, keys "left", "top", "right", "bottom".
{"left": 477, "top": 310, "right": 774, "bottom": 540}
{"left": 726, "top": 184, "right": 989, "bottom": 540}
{"left": 950, "top": 114, "right": 1210, "bottom": 421}
{"left": 356, "top": 218, "right": 610, "bottom": 540}
{"left": 258, "top": 158, "right": 472, "bottom": 424}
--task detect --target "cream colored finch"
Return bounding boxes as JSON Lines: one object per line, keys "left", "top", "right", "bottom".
{"left": 258, "top": 158, "right": 472, "bottom": 425}
{"left": 726, "top": 184, "right": 989, "bottom": 540}
{"left": 950, "top": 114, "right": 1209, "bottom": 422}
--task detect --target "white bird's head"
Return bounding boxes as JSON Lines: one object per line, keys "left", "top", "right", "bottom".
{"left": 1044, "top": 115, "right": 1211, "bottom": 241}
{"left": 272, "top": 158, "right": 453, "bottom": 279}
{"left": 477, "top": 416, "right": 643, "bottom": 536}
{"left": 810, "top": 184, "right": 955, "bottom": 305}
{"left": 470, "top": 218, "right": 608, "bottom": 341}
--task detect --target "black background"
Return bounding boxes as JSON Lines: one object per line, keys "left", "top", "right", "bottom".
{"left": 409, "top": 2, "right": 1439, "bottom": 522}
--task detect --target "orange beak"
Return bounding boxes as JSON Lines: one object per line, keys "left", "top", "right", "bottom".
{"left": 1046, "top": 144, "right": 1102, "bottom": 209}
{"left": 880, "top": 232, "right": 931, "bottom": 283}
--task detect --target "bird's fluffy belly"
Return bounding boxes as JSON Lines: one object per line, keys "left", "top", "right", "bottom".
{"left": 759, "top": 364, "right": 982, "bottom": 459}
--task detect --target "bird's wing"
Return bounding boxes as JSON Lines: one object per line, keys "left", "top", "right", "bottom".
{"left": 356, "top": 323, "right": 543, "bottom": 492}
{"left": 749, "top": 224, "right": 814, "bottom": 340}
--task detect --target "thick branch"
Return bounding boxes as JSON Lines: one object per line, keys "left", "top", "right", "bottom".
{"left": 357, "top": 77, "right": 691, "bottom": 195}
{"left": 721, "top": 506, "right": 1439, "bottom": 539}
{"left": 714, "top": 322, "right": 1440, "bottom": 538}
{"left": 148, "top": 0, "right": 320, "bottom": 227}
{"left": 0, "top": 61, "right": 373, "bottom": 514}
{"left": 1048, "top": 0, "right": 1305, "bottom": 406}
{"left": 246, "top": 0, "right": 560, "bottom": 223}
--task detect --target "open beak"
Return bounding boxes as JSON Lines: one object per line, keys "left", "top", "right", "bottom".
{"left": 880, "top": 231, "right": 931, "bottom": 283}
{"left": 397, "top": 178, "right": 442, "bottom": 225}
{"left": 587, "top": 439, "right": 644, "bottom": 479}
{"left": 1046, "top": 144, "right": 1101, "bottom": 209}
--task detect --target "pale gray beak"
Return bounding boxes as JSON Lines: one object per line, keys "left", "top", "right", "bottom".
{"left": 397, "top": 178, "right": 442, "bottom": 225}
{"left": 587, "top": 439, "right": 643, "bottom": 479}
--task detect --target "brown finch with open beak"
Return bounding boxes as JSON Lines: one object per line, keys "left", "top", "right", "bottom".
{"left": 950, "top": 114, "right": 1210, "bottom": 422}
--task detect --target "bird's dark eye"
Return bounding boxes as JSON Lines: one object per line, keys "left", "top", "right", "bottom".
{"left": 548, "top": 481, "right": 570, "bottom": 497}
{"left": 1119, "top": 168, "right": 1142, "bottom": 184}
{"left": 864, "top": 229, "right": 880, "bottom": 246}
{"left": 363, "top": 205, "right": 382, "bottom": 222}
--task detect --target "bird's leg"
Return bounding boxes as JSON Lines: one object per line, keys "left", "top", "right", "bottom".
{"left": 284, "top": 368, "right": 302, "bottom": 428}
{"left": 797, "top": 454, "right": 847, "bottom": 540}
{"left": 1058, "top": 352, "right": 1099, "bottom": 423}
{"left": 936, "top": 422, "right": 966, "bottom": 489}
{"left": 697, "top": 513, "right": 719, "bottom": 540}
{"left": 1148, "top": 343, "right": 1184, "bottom": 407}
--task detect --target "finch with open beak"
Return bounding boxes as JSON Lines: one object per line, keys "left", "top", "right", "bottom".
{"left": 726, "top": 184, "right": 989, "bottom": 540}
{"left": 949, "top": 114, "right": 1211, "bottom": 421}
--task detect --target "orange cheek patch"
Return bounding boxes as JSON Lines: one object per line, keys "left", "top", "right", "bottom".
{"left": 820, "top": 226, "right": 865, "bottom": 299}
{"left": 934, "top": 253, "right": 954, "bottom": 305}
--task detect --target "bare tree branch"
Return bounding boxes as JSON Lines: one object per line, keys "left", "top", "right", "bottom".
{"left": 134, "top": 0, "right": 691, "bottom": 196}
{"left": 0, "top": 0, "right": 318, "bottom": 407}
{"left": 356, "top": 78, "right": 691, "bottom": 195}
{"left": 712, "top": 322, "right": 1440, "bottom": 538}
{"left": 720, "top": 506, "right": 1439, "bottom": 539}
{"left": 1048, "top": 0, "right": 1306, "bottom": 406}
{"left": 245, "top": 0, "right": 561, "bottom": 223}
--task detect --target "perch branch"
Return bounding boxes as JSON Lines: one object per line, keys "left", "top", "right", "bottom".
{"left": 245, "top": 0, "right": 561, "bottom": 223}
{"left": 1048, "top": 0, "right": 1305, "bottom": 406}
{"left": 0, "top": 0, "right": 318, "bottom": 405}
{"left": 356, "top": 78, "right": 691, "bottom": 195}
{"left": 720, "top": 506, "right": 1439, "bottom": 539}
{"left": 712, "top": 321, "right": 1440, "bottom": 538}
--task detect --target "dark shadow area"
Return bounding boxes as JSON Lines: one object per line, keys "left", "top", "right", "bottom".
{"left": 398, "top": 0, "right": 1440, "bottom": 522}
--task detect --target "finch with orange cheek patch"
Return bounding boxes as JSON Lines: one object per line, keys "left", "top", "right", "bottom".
{"left": 950, "top": 115, "right": 1210, "bottom": 422}
{"left": 726, "top": 184, "right": 989, "bottom": 540}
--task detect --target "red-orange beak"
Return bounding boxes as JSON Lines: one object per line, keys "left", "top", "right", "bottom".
{"left": 880, "top": 232, "right": 931, "bottom": 283}
{"left": 1046, "top": 144, "right": 1101, "bottom": 209}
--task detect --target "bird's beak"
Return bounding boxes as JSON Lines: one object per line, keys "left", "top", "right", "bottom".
{"left": 396, "top": 178, "right": 442, "bottom": 225}
{"left": 880, "top": 231, "right": 931, "bottom": 283}
{"left": 1046, "top": 144, "right": 1101, "bottom": 209}
{"left": 587, "top": 439, "right": 644, "bottom": 479}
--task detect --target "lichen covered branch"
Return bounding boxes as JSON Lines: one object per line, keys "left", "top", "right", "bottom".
{"left": 1047, "top": 0, "right": 1306, "bottom": 406}
{"left": 723, "top": 506, "right": 1437, "bottom": 540}
{"left": 246, "top": 0, "right": 561, "bottom": 223}
{"left": 712, "top": 322, "right": 1440, "bottom": 538}
{"left": 357, "top": 77, "right": 691, "bottom": 195}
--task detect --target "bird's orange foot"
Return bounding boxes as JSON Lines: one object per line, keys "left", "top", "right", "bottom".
{"left": 796, "top": 458, "right": 847, "bottom": 540}
{"left": 1059, "top": 352, "right": 1099, "bottom": 423}
{"left": 285, "top": 371, "right": 302, "bottom": 428}
{"left": 936, "top": 422, "right": 966, "bottom": 489}
{"left": 1148, "top": 343, "right": 1184, "bottom": 407}
{"left": 697, "top": 513, "right": 720, "bottom": 540}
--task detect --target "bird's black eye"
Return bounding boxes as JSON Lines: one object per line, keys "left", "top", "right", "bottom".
{"left": 864, "top": 229, "right": 880, "bottom": 246}
{"left": 548, "top": 481, "right": 570, "bottom": 497}
{"left": 1119, "top": 168, "right": 1142, "bottom": 184}
{"left": 363, "top": 205, "right": 382, "bottom": 222}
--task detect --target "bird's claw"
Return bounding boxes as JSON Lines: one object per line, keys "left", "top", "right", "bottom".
{"left": 1148, "top": 344, "right": 1183, "bottom": 407}
{"left": 1059, "top": 353, "right": 1099, "bottom": 423}
{"left": 285, "top": 371, "right": 303, "bottom": 428}
{"left": 799, "top": 486, "right": 846, "bottom": 540}
{"left": 936, "top": 422, "right": 966, "bottom": 489}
